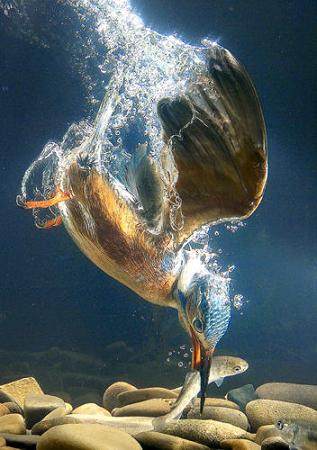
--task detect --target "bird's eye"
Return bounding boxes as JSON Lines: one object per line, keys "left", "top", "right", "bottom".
{"left": 234, "top": 365, "right": 241, "bottom": 372}
{"left": 193, "top": 318, "right": 203, "bottom": 333}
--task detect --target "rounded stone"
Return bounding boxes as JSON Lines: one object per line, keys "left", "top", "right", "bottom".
{"left": 37, "top": 423, "right": 142, "bottom": 450}
{"left": 135, "top": 430, "right": 211, "bottom": 449}
{"left": 1, "top": 447, "right": 23, "bottom": 450}
{"left": 42, "top": 405, "right": 70, "bottom": 421}
{"left": 0, "top": 433, "right": 40, "bottom": 447}
{"left": 72, "top": 403, "right": 111, "bottom": 416}
{"left": 220, "top": 438, "right": 260, "bottom": 449}
{"left": 245, "top": 399, "right": 317, "bottom": 431}
{"left": 118, "top": 388, "right": 178, "bottom": 406}
{"left": 24, "top": 394, "right": 65, "bottom": 429}
{"left": 0, "top": 377, "right": 43, "bottom": 408}
{"left": 194, "top": 398, "right": 240, "bottom": 410}
{"left": 162, "top": 419, "right": 253, "bottom": 447}
{"left": 226, "top": 385, "right": 257, "bottom": 412}
{"left": 0, "top": 414, "right": 26, "bottom": 434}
{"left": 112, "top": 398, "right": 174, "bottom": 417}
{"left": 0, "top": 406, "right": 10, "bottom": 418}
{"left": 0, "top": 437, "right": 5, "bottom": 446}
{"left": 255, "top": 425, "right": 281, "bottom": 444}
{"left": 2, "top": 402, "right": 23, "bottom": 416}
{"left": 188, "top": 406, "right": 249, "bottom": 430}
{"left": 261, "top": 436, "right": 289, "bottom": 449}
{"left": 256, "top": 383, "right": 317, "bottom": 410}
{"left": 103, "top": 382, "right": 137, "bottom": 412}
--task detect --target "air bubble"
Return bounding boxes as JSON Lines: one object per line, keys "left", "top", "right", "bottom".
{"left": 178, "top": 361, "right": 184, "bottom": 367}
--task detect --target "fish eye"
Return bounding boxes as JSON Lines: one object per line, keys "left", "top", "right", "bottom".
{"left": 276, "top": 420, "right": 285, "bottom": 430}
{"left": 233, "top": 365, "right": 241, "bottom": 372}
{"left": 193, "top": 317, "right": 203, "bottom": 333}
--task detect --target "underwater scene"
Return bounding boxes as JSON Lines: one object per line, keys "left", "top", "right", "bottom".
{"left": 0, "top": 0, "right": 316, "bottom": 449}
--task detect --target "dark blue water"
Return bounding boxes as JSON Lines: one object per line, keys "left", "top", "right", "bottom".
{"left": 0, "top": 0, "right": 316, "bottom": 400}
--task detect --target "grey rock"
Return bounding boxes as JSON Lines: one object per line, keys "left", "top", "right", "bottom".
{"left": 24, "top": 394, "right": 65, "bottom": 429}
{"left": 188, "top": 406, "right": 249, "bottom": 430}
{"left": 37, "top": 423, "right": 142, "bottom": 449}
{"left": 246, "top": 400, "right": 317, "bottom": 431}
{"left": 227, "top": 385, "right": 257, "bottom": 412}
{"left": 135, "top": 430, "right": 211, "bottom": 449}
{"left": 256, "top": 383, "right": 317, "bottom": 410}
{"left": 103, "top": 381, "right": 137, "bottom": 412}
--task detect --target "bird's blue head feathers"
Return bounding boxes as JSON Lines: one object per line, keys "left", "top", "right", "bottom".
{"left": 174, "top": 254, "right": 231, "bottom": 351}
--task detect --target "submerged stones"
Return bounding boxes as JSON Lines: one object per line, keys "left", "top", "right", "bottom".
{"left": 161, "top": 419, "right": 252, "bottom": 447}
{"left": 187, "top": 406, "right": 249, "bottom": 430}
{"left": 118, "top": 387, "right": 178, "bottom": 406}
{"left": 112, "top": 398, "right": 174, "bottom": 417}
{"left": 103, "top": 381, "right": 137, "bottom": 412}
{"left": 24, "top": 393, "right": 65, "bottom": 428}
{"left": 135, "top": 430, "right": 210, "bottom": 449}
{"left": 0, "top": 414, "right": 25, "bottom": 434}
{"left": 0, "top": 377, "right": 43, "bottom": 408}
{"left": 0, "top": 375, "right": 315, "bottom": 450}
{"left": 37, "top": 423, "right": 142, "bottom": 450}
{"left": 72, "top": 403, "right": 111, "bottom": 416}
{"left": 221, "top": 438, "right": 261, "bottom": 450}
{"left": 256, "top": 382, "right": 317, "bottom": 410}
{"left": 246, "top": 399, "right": 317, "bottom": 430}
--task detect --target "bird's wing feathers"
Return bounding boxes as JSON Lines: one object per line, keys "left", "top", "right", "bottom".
{"left": 157, "top": 45, "right": 268, "bottom": 245}
{"left": 125, "top": 143, "right": 167, "bottom": 234}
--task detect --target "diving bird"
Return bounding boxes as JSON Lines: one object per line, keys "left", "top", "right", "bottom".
{"left": 18, "top": 45, "right": 267, "bottom": 411}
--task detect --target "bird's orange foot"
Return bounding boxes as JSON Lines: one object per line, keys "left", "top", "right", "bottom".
{"left": 35, "top": 215, "right": 63, "bottom": 230}
{"left": 17, "top": 187, "right": 71, "bottom": 209}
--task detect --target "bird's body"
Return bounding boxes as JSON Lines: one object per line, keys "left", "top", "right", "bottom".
{"left": 59, "top": 162, "right": 177, "bottom": 307}
{"left": 19, "top": 44, "right": 268, "bottom": 410}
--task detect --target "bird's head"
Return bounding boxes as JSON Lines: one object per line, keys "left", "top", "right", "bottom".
{"left": 173, "top": 253, "right": 231, "bottom": 412}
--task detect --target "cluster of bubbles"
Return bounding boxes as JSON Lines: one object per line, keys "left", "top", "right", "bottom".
{"left": 165, "top": 344, "right": 192, "bottom": 369}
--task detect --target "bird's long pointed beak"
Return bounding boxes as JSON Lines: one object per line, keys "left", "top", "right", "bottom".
{"left": 199, "top": 348, "right": 213, "bottom": 414}
{"left": 190, "top": 328, "right": 214, "bottom": 414}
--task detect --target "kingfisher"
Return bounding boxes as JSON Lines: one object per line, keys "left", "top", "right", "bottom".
{"left": 18, "top": 45, "right": 267, "bottom": 412}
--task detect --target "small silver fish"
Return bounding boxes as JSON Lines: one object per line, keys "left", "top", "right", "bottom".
{"left": 276, "top": 419, "right": 317, "bottom": 450}
{"left": 153, "top": 355, "right": 248, "bottom": 430}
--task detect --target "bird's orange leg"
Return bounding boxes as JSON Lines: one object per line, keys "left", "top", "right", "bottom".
{"left": 19, "top": 187, "right": 71, "bottom": 210}
{"left": 36, "top": 215, "right": 63, "bottom": 230}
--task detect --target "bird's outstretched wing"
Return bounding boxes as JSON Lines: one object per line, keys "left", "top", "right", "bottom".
{"left": 157, "top": 45, "right": 268, "bottom": 245}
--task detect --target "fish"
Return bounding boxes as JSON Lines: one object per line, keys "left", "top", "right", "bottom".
{"left": 276, "top": 419, "right": 317, "bottom": 450}
{"left": 152, "top": 355, "right": 248, "bottom": 431}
